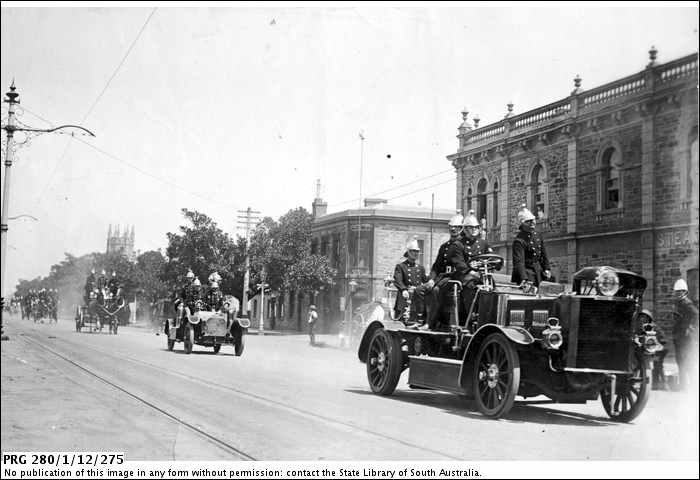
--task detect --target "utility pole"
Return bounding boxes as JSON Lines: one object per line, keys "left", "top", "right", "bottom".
{"left": 1, "top": 82, "right": 94, "bottom": 340}
{"left": 236, "top": 207, "right": 260, "bottom": 320}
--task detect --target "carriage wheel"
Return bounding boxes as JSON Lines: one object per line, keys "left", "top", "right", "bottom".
{"left": 184, "top": 325, "right": 194, "bottom": 354}
{"left": 366, "top": 329, "right": 403, "bottom": 395}
{"left": 473, "top": 333, "right": 520, "bottom": 419}
{"left": 600, "top": 351, "right": 650, "bottom": 423}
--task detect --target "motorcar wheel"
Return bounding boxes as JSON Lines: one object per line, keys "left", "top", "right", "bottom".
{"left": 366, "top": 329, "right": 403, "bottom": 395}
{"left": 472, "top": 332, "right": 520, "bottom": 418}
{"left": 234, "top": 329, "right": 245, "bottom": 356}
{"left": 184, "top": 324, "right": 194, "bottom": 354}
{"left": 600, "top": 351, "right": 650, "bottom": 422}
{"left": 213, "top": 344, "right": 221, "bottom": 354}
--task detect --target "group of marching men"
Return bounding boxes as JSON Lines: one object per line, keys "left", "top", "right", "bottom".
{"left": 18, "top": 288, "right": 59, "bottom": 323}
{"left": 392, "top": 205, "right": 550, "bottom": 331}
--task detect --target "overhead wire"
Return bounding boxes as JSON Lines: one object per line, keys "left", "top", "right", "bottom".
{"left": 34, "top": 8, "right": 157, "bottom": 204}
{"left": 328, "top": 167, "right": 454, "bottom": 207}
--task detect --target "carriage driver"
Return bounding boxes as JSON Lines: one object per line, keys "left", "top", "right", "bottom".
{"left": 422, "top": 212, "right": 470, "bottom": 331}
{"left": 393, "top": 237, "right": 428, "bottom": 322}
{"left": 84, "top": 268, "right": 97, "bottom": 305}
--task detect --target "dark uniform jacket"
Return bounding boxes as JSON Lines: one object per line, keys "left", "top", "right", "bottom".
{"left": 393, "top": 258, "right": 427, "bottom": 316}
{"left": 431, "top": 238, "right": 469, "bottom": 279}
{"left": 672, "top": 296, "right": 699, "bottom": 344}
{"left": 205, "top": 289, "right": 224, "bottom": 312}
{"left": 462, "top": 236, "right": 492, "bottom": 265}
{"left": 511, "top": 228, "right": 550, "bottom": 286}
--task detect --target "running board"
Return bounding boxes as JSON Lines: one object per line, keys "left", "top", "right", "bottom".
{"left": 407, "top": 355, "right": 467, "bottom": 395}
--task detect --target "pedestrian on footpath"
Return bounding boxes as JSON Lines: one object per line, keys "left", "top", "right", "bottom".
{"left": 308, "top": 305, "right": 318, "bottom": 346}
{"left": 671, "top": 279, "right": 699, "bottom": 391}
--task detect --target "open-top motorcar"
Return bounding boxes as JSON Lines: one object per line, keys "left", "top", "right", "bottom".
{"left": 357, "top": 254, "right": 657, "bottom": 421}
{"left": 165, "top": 295, "right": 248, "bottom": 355}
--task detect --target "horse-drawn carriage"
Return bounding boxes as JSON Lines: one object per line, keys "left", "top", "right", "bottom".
{"left": 358, "top": 254, "right": 660, "bottom": 421}
{"left": 75, "top": 287, "right": 129, "bottom": 334}
{"left": 165, "top": 295, "right": 248, "bottom": 355}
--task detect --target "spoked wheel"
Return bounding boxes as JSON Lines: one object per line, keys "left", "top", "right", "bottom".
{"left": 600, "top": 351, "right": 650, "bottom": 422}
{"left": 213, "top": 344, "right": 221, "bottom": 354}
{"left": 472, "top": 333, "right": 520, "bottom": 418}
{"left": 184, "top": 325, "right": 194, "bottom": 354}
{"left": 366, "top": 329, "right": 404, "bottom": 395}
{"left": 234, "top": 329, "right": 245, "bottom": 356}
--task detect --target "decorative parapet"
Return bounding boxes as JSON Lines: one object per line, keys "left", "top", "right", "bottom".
{"left": 457, "top": 52, "right": 697, "bottom": 151}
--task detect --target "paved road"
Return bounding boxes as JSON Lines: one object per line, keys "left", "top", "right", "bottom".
{"left": 1, "top": 315, "right": 698, "bottom": 461}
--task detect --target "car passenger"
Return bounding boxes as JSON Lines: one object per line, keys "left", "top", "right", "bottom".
{"left": 392, "top": 237, "right": 428, "bottom": 322}
{"left": 423, "top": 212, "right": 469, "bottom": 331}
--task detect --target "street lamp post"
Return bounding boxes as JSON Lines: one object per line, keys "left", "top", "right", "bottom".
{"left": 1, "top": 82, "right": 94, "bottom": 340}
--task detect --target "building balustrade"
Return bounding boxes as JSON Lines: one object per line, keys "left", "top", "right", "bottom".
{"left": 458, "top": 52, "right": 698, "bottom": 150}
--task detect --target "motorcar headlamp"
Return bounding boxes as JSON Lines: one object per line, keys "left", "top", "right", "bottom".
{"left": 595, "top": 268, "right": 620, "bottom": 296}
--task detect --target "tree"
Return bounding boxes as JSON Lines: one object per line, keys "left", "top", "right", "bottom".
{"left": 135, "top": 250, "right": 169, "bottom": 303}
{"left": 164, "top": 208, "right": 241, "bottom": 297}
{"left": 248, "top": 207, "right": 335, "bottom": 299}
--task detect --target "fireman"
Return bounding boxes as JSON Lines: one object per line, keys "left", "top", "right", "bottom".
{"left": 393, "top": 237, "right": 428, "bottom": 322}
{"left": 511, "top": 204, "right": 551, "bottom": 287}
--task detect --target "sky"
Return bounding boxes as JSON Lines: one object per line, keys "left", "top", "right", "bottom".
{"left": 1, "top": 2, "right": 698, "bottom": 296}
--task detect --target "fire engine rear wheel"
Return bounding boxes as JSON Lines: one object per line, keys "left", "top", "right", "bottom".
{"left": 473, "top": 333, "right": 520, "bottom": 419}
{"left": 184, "top": 325, "right": 194, "bottom": 354}
{"left": 367, "top": 329, "right": 403, "bottom": 396}
{"left": 600, "top": 351, "right": 650, "bottom": 422}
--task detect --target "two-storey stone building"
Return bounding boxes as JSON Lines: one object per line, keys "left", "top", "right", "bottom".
{"left": 447, "top": 48, "right": 698, "bottom": 335}
{"left": 309, "top": 196, "right": 452, "bottom": 332}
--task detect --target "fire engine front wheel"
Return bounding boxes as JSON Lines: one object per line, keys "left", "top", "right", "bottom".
{"left": 367, "top": 329, "right": 403, "bottom": 396}
{"left": 472, "top": 333, "right": 520, "bottom": 419}
{"left": 184, "top": 325, "right": 194, "bottom": 354}
{"left": 600, "top": 351, "right": 650, "bottom": 422}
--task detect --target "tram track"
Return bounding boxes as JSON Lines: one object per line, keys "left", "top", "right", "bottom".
{"left": 21, "top": 328, "right": 463, "bottom": 461}
{"left": 17, "top": 333, "right": 257, "bottom": 461}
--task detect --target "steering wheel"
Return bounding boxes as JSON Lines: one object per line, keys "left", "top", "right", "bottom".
{"left": 470, "top": 253, "right": 505, "bottom": 271}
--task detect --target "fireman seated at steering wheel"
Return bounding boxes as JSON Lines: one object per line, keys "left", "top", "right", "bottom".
{"left": 457, "top": 212, "right": 497, "bottom": 325}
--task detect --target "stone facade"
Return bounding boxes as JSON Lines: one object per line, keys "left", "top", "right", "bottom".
{"left": 308, "top": 201, "right": 453, "bottom": 333}
{"left": 447, "top": 49, "right": 699, "bottom": 338}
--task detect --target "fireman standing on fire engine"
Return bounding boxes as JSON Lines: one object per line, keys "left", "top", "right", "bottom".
{"left": 511, "top": 205, "right": 551, "bottom": 287}
{"left": 393, "top": 237, "right": 428, "bottom": 321}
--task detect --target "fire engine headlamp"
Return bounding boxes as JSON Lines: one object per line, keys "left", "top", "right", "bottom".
{"left": 596, "top": 268, "right": 620, "bottom": 296}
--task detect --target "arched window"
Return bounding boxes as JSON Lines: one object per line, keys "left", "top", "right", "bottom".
{"left": 600, "top": 147, "right": 622, "bottom": 210}
{"left": 530, "top": 164, "right": 547, "bottom": 218}
{"left": 492, "top": 181, "right": 499, "bottom": 227}
{"left": 477, "top": 179, "right": 488, "bottom": 224}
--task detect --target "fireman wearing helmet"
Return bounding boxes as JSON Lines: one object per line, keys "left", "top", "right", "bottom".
{"left": 174, "top": 269, "right": 196, "bottom": 311}
{"left": 206, "top": 280, "right": 224, "bottom": 312}
{"left": 460, "top": 210, "right": 494, "bottom": 321}
{"left": 671, "top": 278, "right": 699, "bottom": 390}
{"left": 423, "top": 212, "right": 470, "bottom": 330}
{"left": 511, "top": 204, "right": 551, "bottom": 287}
{"left": 393, "top": 237, "right": 429, "bottom": 321}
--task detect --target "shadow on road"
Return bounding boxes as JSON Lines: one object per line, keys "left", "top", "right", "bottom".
{"left": 345, "top": 388, "right": 614, "bottom": 427}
